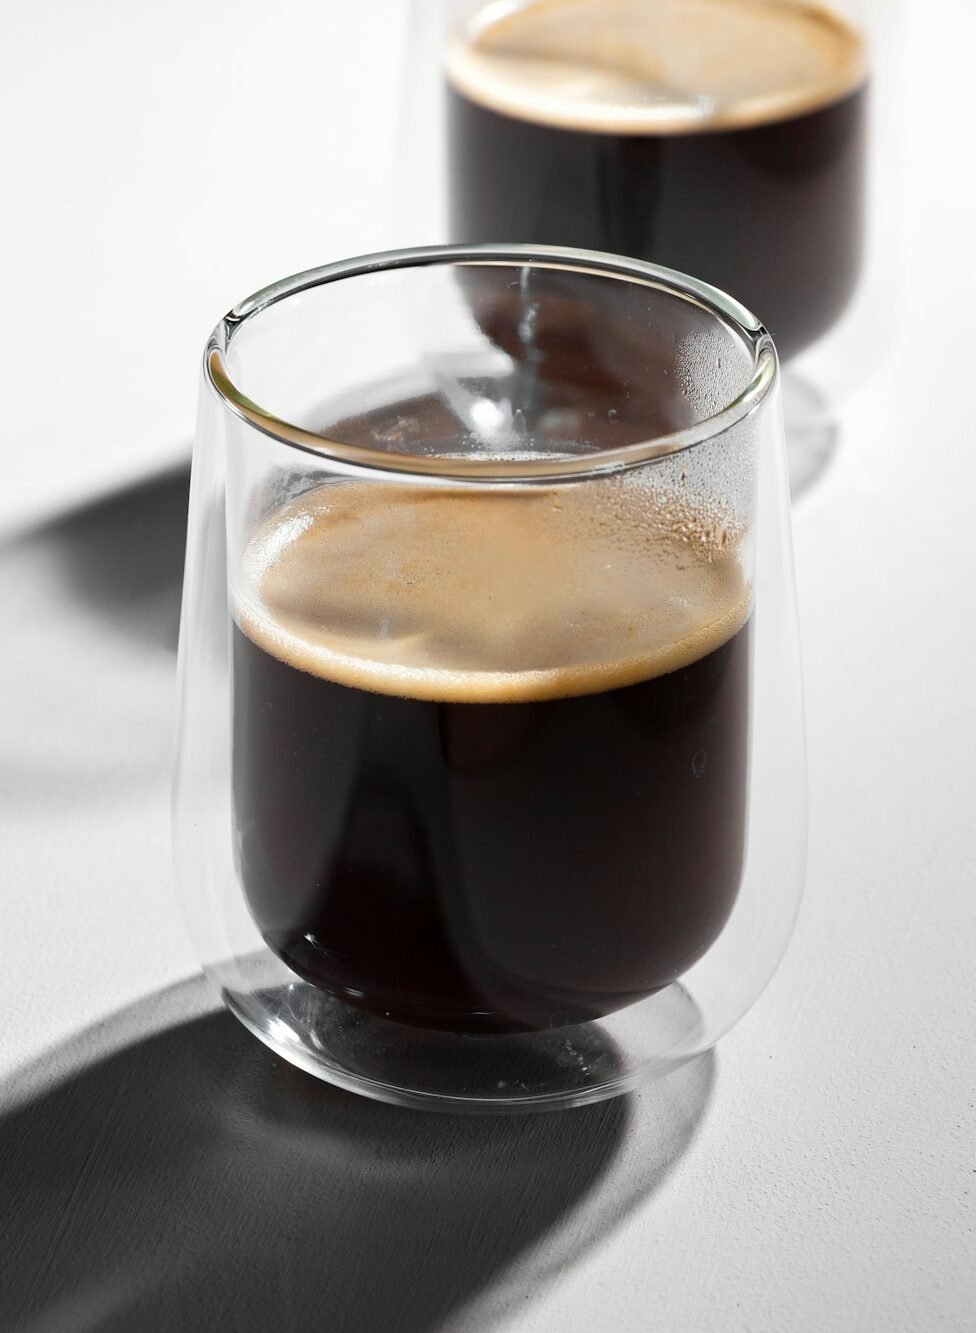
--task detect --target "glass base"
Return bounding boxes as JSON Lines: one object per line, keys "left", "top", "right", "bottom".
{"left": 782, "top": 369, "right": 840, "bottom": 498}
{"left": 219, "top": 954, "right": 705, "bottom": 1113}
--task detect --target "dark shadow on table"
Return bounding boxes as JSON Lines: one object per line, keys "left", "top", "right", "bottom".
{"left": 40, "top": 465, "right": 190, "bottom": 653}
{"left": 0, "top": 977, "right": 713, "bottom": 1333}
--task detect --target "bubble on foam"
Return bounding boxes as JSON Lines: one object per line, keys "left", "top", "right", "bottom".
{"left": 235, "top": 475, "right": 753, "bottom": 704}
{"left": 447, "top": 0, "right": 867, "bottom": 135}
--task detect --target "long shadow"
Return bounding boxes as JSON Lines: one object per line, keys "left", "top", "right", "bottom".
{"left": 0, "top": 468, "right": 191, "bottom": 813}
{"left": 0, "top": 978, "right": 713, "bottom": 1333}
{"left": 38, "top": 465, "right": 190, "bottom": 653}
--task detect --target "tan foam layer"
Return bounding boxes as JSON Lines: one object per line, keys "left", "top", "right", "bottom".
{"left": 447, "top": 0, "right": 867, "bottom": 134}
{"left": 235, "top": 479, "right": 751, "bottom": 704}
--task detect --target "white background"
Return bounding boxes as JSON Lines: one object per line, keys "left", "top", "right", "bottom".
{"left": 0, "top": 2, "right": 973, "bottom": 1330}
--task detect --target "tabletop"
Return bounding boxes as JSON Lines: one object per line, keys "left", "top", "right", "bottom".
{"left": 1, "top": 3, "right": 973, "bottom": 1331}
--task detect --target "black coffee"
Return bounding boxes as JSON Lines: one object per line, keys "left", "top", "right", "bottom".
{"left": 447, "top": 0, "right": 867, "bottom": 360}
{"left": 232, "top": 475, "right": 752, "bottom": 1033}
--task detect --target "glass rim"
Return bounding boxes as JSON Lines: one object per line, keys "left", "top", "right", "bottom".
{"left": 205, "top": 243, "right": 778, "bottom": 482}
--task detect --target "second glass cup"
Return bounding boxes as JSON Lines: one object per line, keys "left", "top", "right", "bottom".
{"left": 174, "top": 244, "right": 805, "bottom": 1111}
{"left": 401, "top": 0, "right": 900, "bottom": 481}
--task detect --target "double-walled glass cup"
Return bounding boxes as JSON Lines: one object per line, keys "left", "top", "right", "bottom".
{"left": 174, "top": 244, "right": 805, "bottom": 1112}
{"left": 401, "top": 0, "right": 901, "bottom": 484}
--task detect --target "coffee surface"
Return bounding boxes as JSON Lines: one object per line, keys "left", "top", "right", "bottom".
{"left": 446, "top": 0, "right": 866, "bottom": 134}
{"left": 236, "top": 478, "right": 750, "bottom": 703}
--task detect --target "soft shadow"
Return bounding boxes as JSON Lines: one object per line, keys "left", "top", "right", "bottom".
{"left": 41, "top": 466, "right": 190, "bottom": 652}
{"left": 0, "top": 978, "right": 712, "bottom": 1333}
{"left": 782, "top": 370, "right": 841, "bottom": 500}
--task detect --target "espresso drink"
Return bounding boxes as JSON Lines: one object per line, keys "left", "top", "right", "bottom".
{"left": 447, "top": 0, "right": 867, "bottom": 360}
{"left": 233, "top": 474, "right": 751, "bottom": 1033}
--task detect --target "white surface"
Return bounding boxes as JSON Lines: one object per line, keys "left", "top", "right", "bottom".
{"left": 0, "top": 0, "right": 407, "bottom": 534}
{"left": 1, "top": 2, "right": 974, "bottom": 1330}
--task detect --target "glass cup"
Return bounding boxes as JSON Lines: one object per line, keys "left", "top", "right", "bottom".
{"left": 399, "top": 0, "right": 901, "bottom": 488}
{"left": 173, "top": 243, "right": 805, "bottom": 1112}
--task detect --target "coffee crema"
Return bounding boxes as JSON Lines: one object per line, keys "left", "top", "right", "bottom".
{"left": 446, "top": 0, "right": 868, "bottom": 360}
{"left": 237, "top": 479, "right": 750, "bottom": 703}
{"left": 446, "top": 0, "right": 866, "bottom": 135}
{"left": 233, "top": 479, "right": 752, "bottom": 1031}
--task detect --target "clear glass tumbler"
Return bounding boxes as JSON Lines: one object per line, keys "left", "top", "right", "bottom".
{"left": 173, "top": 243, "right": 805, "bottom": 1112}
{"left": 399, "top": 0, "right": 901, "bottom": 486}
